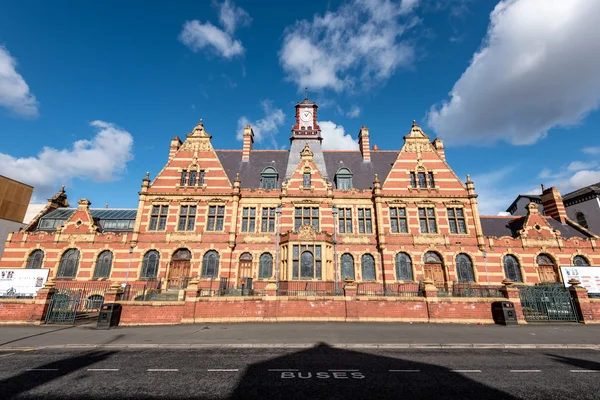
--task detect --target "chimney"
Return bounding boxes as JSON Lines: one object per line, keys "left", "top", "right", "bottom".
{"left": 541, "top": 186, "right": 567, "bottom": 223}
{"left": 358, "top": 126, "right": 371, "bottom": 162}
{"left": 242, "top": 125, "right": 254, "bottom": 161}
{"left": 169, "top": 136, "right": 182, "bottom": 161}
{"left": 432, "top": 138, "right": 445, "bottom": 161}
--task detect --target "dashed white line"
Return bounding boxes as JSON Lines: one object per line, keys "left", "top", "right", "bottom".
{"left": 147, "top": 369, "right": 178, "bottom": 372}
{"left": 390, "top": 369, "right": 420, "bottom": 372}
{"left": 0, "top": 353, "right": 15, "bottom": 358}
{"left": 208, "top": 369, "right": 239, "bottom": 372}
{"left": 27, "top": 369, "right": 59, "bottom": 371}
{"left": 328, "top": 369, "right": 359, "bottom": 372}
{"left": 87, "top": 368, "right": 119, "bottom": 371}
{"left": 570, "top": 370, "right": 598, "bottom": 373}
{"left": 510, "top": 370, "right": 541, "bottom": 373}
{"left": 451, "top": 370, "right": 481, "bottom": 373}
{"left": 268, "top": 369, "right": 299, "bottom": 372}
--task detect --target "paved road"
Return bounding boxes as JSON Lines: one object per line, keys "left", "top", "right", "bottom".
{"left": 1, "top": 347, "right": 599, "bottom": 400}
{"left": 1, "top": 323, "right": 600, "bottom": 349}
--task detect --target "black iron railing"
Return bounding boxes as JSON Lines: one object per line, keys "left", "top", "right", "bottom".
{"left": 356, "top": 282, "right": 422, "bottom": 297}
{"left": 277, "top": 281, "right": 341, "bottom": 296}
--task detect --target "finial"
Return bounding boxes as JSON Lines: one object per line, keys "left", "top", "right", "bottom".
{"left": 60, "top": 185, "right": 65, "bottom": 192}
{"left": 374, "top": 174, "right": 380, "bottom": 184}
{"left": 466, "top": 174, "right": 471, "bottom": 182}
{"left": 235, "top": 172, "right": 240, "bottom": 182}
{"left": 199, "top": 118, "right": 203, "bottom": 125}
{"left": 412, "top": 120, "right": 417, "bottom": 126}
{"left": 145, "top": 172, "right": 150, "bottom": 180}
{"left": 305, "top": 87, "right": 308, "bottom": 99}
{"left": 541, "top": 183, "right": 546, "bottom": 191}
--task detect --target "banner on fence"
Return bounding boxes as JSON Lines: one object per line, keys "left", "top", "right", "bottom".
{"left": 0, "top": 268, "right": 50, "bottom": 297}
{"left": 560, "top": 266, "right": 600, "bottom": 294}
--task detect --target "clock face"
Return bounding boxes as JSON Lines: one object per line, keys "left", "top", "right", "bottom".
{"left": 300, "top": 110, "right": 313, "bottom": 122}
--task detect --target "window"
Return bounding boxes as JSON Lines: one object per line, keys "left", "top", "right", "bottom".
{"left": 410, "top": 172, "right": 417, "bottom": 188}
{"left": 447, "top": 208, "right": 467, "bottom": 234}
{"left": 358, "top": 208, "right": 373, "bottom": 234}
{"left": 259, "top": 253, "right": 273, "bottom": 279}
{"left": 201, "top": 250, "right": 220, "bottom": 278}
{"left": 361, "top": 254, "right": 376, "bottom": 281}
{"left": 338, "top": 208, "right": 353, "bottom": 233}
{"left": 576, "top": 212, "right": 588, "bottom": 228}
{"left": 93, "top": 250, "right": 113, "bottom": 279}
{"left": 456, "top": 254, "right": 475, "bottom": 282}
{"left": 573, "top": 255, "right": 590, "bottom": 266}
{"left": 261, "top": 167, "right": 278, "bottom": 190}
{"left": 207, "top": 206, "right": 225, "bottom": 231}
{"left": 537, "top": 254, "right": 558, "bottom": 283}
{"left": 503, "top": 255, "right": 523, "bottom": 282}
{"left": 188, "top": 170, "right": 197, "bottom": 186}
{"left": 292, "top": 245, "right": 322, "bottom": 280}
{"left": 241, "top": 207, "right": 256, "bottom": 232}
{"left": 390, "top": 207, "right": 408, "bottom": 233}
{"left": 149, "top": 205, "right": 168, "bottom": 231}
{"left": 261, "top": 207, "right": 276, "bottom": 232}
{"left": 418, "top": 207, "right": 437, "bottom": 233}
{"left": 26, "top": 250, "right": 44, "bottom": 269}
{"left": 86, "top": 294, "right": 104, "bottom": 310}
{"left": 180, "top": 170, "right": 187, "bottom": 186}
{"left": 341, "top": 253, "right": 355, "bottom": 280}
{"left": 336, "top": 168, "right": 353, "bottom": 190}
{"left": 395, "top": 253, "right": 413, "bottom": 281}
{"left": 57, "top": 249, "right": 80, "bottom": 278}
{"left": 199, "top": 170, "right": 205, "bottom": 186}
{"left": 303, "top": 172, "right": 311, "bottom": 188}
{"left": 428, "top": 172, "right": 435, "bottom": 188}
{"left": 418, "top": 172, "right": 427, "bottom": 188}
{"left": 178, "top": 205, "right": 196, "bottom": 231}
{"left": 141, "top": 250, "right": 160, "bottom": 279}
{"left": 294, "top": 207, "right": 319, "bottom": 231}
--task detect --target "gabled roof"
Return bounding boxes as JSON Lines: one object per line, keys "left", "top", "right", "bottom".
{"left": 505, "top": 194, "right": 542, "bottom": 213}
{"left": 480, "top": 216, "right": 590, "bottom": 239}
{"left": 563, "top": 181, "right": 600, "bottom": 205}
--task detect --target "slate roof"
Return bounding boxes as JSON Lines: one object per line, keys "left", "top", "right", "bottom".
{"left": 480, "top": 216, "right": 590, "bottom": 239}
{"left": 563, "top": 181, "right": 600, "bottom": 204}
{"left": 215, "top": 150, "right": 398, "bottom": 190}
{"left": 505, "top": 194, "right": 542, "bottom": 213}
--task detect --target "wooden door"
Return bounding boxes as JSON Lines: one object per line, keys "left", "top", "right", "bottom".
{"left": 168, "top": 260, "right": 191, "bottom": 289}
{"left": 538, "top": 265, "right": 558, "bottom": 283}
{"left": 424, "top": 264, "right": 445, "bottom": 286}
{"left": 238, "top": 254, "right": 253, "bottom": 287}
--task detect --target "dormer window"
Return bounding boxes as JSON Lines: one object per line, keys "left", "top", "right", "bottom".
{"left": 261, "top": 167, "right": 278, "bottom": 190}
{"left": 335, "top": 168, "right": 353, "bottom": 190}
{"left": 303, "top": 171, "right": 311, "bottom": 188}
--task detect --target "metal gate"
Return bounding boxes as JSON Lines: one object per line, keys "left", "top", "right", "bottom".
{"left": 519, "top": 284, "right": 578, "bottom": 322}
{"left": 45, "top": 289, "right": 82, "bottom": 324}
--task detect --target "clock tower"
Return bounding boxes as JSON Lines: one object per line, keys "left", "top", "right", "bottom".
{"left": 291, "top": 89, "right": 321, "bottom": 142}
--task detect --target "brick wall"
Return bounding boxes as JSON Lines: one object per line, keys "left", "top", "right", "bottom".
{"left": 590, "top": 299, "right": 600, "bottom": 321}
{"left": 118, "top": 301, "right": 185, "bottom": 325}
{"left": 0, "top": 299, "right": 39, "bottom": 324}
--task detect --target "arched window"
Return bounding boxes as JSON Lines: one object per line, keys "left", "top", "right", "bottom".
{"left": 26, "top": 250, "right": 44, "bottom": 269}
{"left": 86, "top": 294, "right": 104, "bottom": 310}
{"left": 341, "top": 253, "right": 355, "bottom": 280}
{"left": 202, "top": 250, "right": 220, "bottom": 278}
{"left": 259, "top": 253, "right": 273, "bottom": 279}
{"left": 573, "top": 255, "right": 590, "bottom": 266}
{"left": 57, "top": 249, "right": 80, "bottom": 278}
{"left": 576, "top": 212, "right": 588, "bottom": 228}
{"left": 300, "top": 251, "right": 314, "bottom": 279}
{"left": 424, "top": 251, "right": 442, "bottom": 263}
{"left": 361, "top": 254, "right": 376, "bottom": 281}
{"left": 261, "top": 167, "right": 278, "bottom": 190}
{"left": 395, "top": 253, "right": 413, "bottom": 281}
{"left": 173, "top": 248, "right": 191, "bottom": 261}
{"left": 456, "top": 254, "right": 475, "bottom": 282}
{"left": 537, "top": 253, "right": 558, "bottom": 283}
{"left": 141, "top": 250, "right": 160, "bottom": 279}
{"left": 93, "top": 250, "right": 113, "bottom": 279}
{"left": 335, "top": 168, "right": 353, "bottom": 190}
{"left": 503, "top": 255, "right": 523, "bottom": 282}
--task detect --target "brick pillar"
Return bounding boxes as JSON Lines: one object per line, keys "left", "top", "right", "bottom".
{"left": 182, "top": 278, "right": 200, "bottom": 324}
{"left": 31, "top": 279, "right": 57, "bottom": 324}
{"left": 358, "top": 126, "right": 371, "bottom": 162}
{"left": 104, "top": 282, "right": 124, "bottom": 303}
{"left": 421, "top": 279, "right": 438, "bottom": 322}
{"left": 242, "top": 125, "right": 254, "bottom": 161}
{"left": 541, "top": 186, "right": 567, "bottom": 223}
{"left": 568, "top": 279, "right": 594, "bottom": 323}
{"left": 343, "top": 278, "right": 357, "bottom": 297}
{"left": 499, "top": 279, "right": 525, "bottom": 324}
{"left": 265, "top": 280, "right": 277, "bottom": 296}
{"left": 343, "top": 279, "right": 358, "bottom": 321}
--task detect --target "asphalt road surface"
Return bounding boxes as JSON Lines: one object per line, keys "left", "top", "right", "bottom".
{"left": 1, "top": 347, "right": 599, "bottom": 400}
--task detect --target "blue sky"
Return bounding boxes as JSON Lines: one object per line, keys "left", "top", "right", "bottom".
{"left": 1, "top": 0, "right": 599, "bottom": 215}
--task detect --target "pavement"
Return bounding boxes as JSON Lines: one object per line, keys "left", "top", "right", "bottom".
{"left": 1, "top": 347, "right": 600, "bottom": 399}
{"left": 1, "top": 322, "right": 600, "bottom": 349}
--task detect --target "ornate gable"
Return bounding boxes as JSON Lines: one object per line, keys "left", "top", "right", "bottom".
{"left": 283, "top": 143, "right": 330, "bottom": 195}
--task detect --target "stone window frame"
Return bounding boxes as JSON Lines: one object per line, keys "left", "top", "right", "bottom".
{"left": 177, "top": 204, "right": 197, "bottom": 231}
{"left": 335, "top": 167, "right": 353, "bottom": 190}
{"left": 389, "top": 205, "right": 409, "bottom": 234}
{"left": 201, "top": 250, "right": 220, "bottom": 278}
{"left": 446, "top": 206, "right": 468, "bottom": 235}
{"left": 303, "top": 167, "right": 312, "bottom": 189}
{"left": 260, "top": 167, "right": 278, "bottom": 190}
{"left": 340, "top": 253, "right": 355, "bottom": 281}
{"left": 141, "top": 250, "right": 160, "bottom": 280}
{"left": 258, "top": 252, "right": 273, "bottom": 279}
{"left": 360, "top": 253, "right": 377, "bottom": 281}
{"left": 417, "top": 206, "right": 438, "bottom": 234}
{"left": 260, "top": 207, "right": 276, "bottom": 233}
{"left": 395, "top": 252, "right": 414, "bottom": 281}
{"left": 148, "top": 203, "right": 169, "bottom": 231}
{"left": 26, "top": 249, "right": 44, "bottom": 269}
{"left": 206, "top": 205, "right": 226, "bottom": 232}
{"left": 357, "top": 208, "right": 373, "bottom": 234}
{"left": 241, "top": 207, "right": 257, "bottom": 233}
{"left": 294, "top": 206, "right": 320, "bottom": 231}
{"left": 572, "top": 255, "right": 590, "bottom": 266}
{"left": 337, "top": 207, "right": 353, "bottom": 234}
{"left": 502, "top": 254, "right": 524, "bottom": 283}
{"left": 57, "top": 248, "right": 81, "bottom": 279}
{"left": 292, "top": 244, "right": 322, "bottom": 280}
{"left": 455, "top": 253, "right": 475, "bottom": 283}
{"left": 93, "top": 250, "right": 113, "bottom": 279}
{"left": 177, "top": 166, "right": 207, "bottom": 189}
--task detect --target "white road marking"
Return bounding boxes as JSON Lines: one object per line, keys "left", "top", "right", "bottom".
{"left": 87, "top": 369, "right": 119, "bottom": 371}
{"left": 328, "top": 369, "right": 359, "bottom": 372}
{"left": 208, "top": 369, "right": 239, "bottom": 372}
{"left": 268, "top": 369, "right": 299, "bottom": 372}
{"left": 570, "top": 370, "right": 598, "bottom": 373}
{"left": 147, "top": 369, "right": 178, "bottom": 372}
{"left": 390, "top": 369, "right": 420, "bottom": 372}
{"left": 510, "top": 370, "right": 541, "bottom": 373}
{"left": 27, "top": 369, "right": 59, "bottom": 371}
{"left": 0, "top": 353, "right": 15, "bottom": 358}
{"left": 451, "top": 370, "right": 481, "bottom": 373}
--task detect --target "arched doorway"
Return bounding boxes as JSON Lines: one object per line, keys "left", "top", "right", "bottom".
{"left": 168, "top": 249, "right": 192, "bottom": 289}
{"left": 423, "top": 251, "right": 445, "bottom": 286}
{"left": 537, "top": 254, "right": 558, "bottom": 283}
{"left": 238, "top": 253, "right": 253, "bottom": 287}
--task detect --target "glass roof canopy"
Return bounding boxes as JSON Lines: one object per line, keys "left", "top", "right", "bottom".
{"left": 37, "top": 208, "right": 137, "bottom": 231}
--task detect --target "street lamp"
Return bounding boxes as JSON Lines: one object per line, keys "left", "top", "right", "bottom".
{"left": 332, "top": 205, "right": 339, "bottom": 294}
{"left": 482, "top": 250, "right": 490, "bottom": 285}
{"left": 275, "top": 205, "right": 282, "bottom": 291}
{"left": 124, "top": 246, "right": 134, "bottom": 288}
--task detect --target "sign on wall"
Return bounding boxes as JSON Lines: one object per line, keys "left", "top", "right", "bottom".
{"left": 560, "top": 266, "right": 600, "bottom": 294}
{"left": 0, "top": 268, "right": 50, "bottom": 297}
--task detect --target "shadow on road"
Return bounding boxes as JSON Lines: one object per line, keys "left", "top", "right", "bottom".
{"left": 546, "top": 353, "right": 600, "bottom": 371}
{"left": 0, "top": 326, "right": 74, "bottom": 348}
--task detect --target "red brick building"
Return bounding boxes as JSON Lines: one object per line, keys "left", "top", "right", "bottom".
{"left": 1, "top": 96, "right": 598, "bottom": 294}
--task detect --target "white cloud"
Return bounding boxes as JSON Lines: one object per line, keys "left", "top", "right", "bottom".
{"left": 279, "top": 0, "right": 419, "bottom": 92}
{"left": 0, "top": 45, "right": 38, "bottom": 117}
{"left": 555, "top": 169, "right": 600, "bottom": 194}
{"left": 583, "top": 146, "right": 600, "bottom": 155}
{"left": 567, "top": 160, "right": 597, "bottom": 172}
{"left": 0, "top": 121, "right": 133, "bottom": 200}
{"left": 218, "top": 0, "right": 251, "bottom": 34}
{"left": 320, "top": 121, "right": 359, "bottom": 150}
{"left": 347, "top": 105, "right": 361, "bottom": 118}
{"left": 179, "top": 20, "right": 244, "bottom": 58}
{"left": 428, "top": 0, "right": 600, "bottom": 146}
{"left": 236, "top": 100, "right": 285, "bottom": 147}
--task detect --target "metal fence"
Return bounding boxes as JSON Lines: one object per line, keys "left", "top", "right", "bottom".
{"left": 120, "top": 279, "right": 163, "bottom": 301}
{"left": 451, "top": 282, "right": 504, "bottom": 298}
{"left": 356, "top": 282, "right": 422, "bottom": 297}
{"left": 277, "top": 281, "right": 341, "bottom": 296}
{"left": 53, "top": 280, "right": 112, "bottom": 311}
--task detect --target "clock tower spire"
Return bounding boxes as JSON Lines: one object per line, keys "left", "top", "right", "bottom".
{"left": 291, "top": 91, "right": 321, "bottom": 142}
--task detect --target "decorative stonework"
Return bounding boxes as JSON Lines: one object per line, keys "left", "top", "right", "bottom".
{"left": 413, "top": 235, "right": 446, "bottom": 246}
{"left": 297, "top": 225, "right": 317, "bottom": 240}
{"left": 342, "top": 236, "right": 371, "bottom": 245}
{"left": 243, "top": 235, "right": 272, "bottom": 244}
